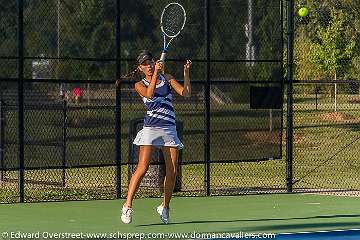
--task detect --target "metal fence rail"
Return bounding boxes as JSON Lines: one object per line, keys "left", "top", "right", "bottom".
{"left": 1, "top": 0, "right": 359, "bottom": 203}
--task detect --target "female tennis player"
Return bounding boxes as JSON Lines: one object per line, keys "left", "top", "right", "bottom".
{"left": 121, "top": 50, "right": 192, "bottom": 224}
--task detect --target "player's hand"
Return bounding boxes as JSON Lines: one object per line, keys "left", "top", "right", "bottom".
{"left": 184, "top": 60, "right": 192, "bottom": 74}
{"left": 154, "top": 60, "right": 163, "bottom": 72}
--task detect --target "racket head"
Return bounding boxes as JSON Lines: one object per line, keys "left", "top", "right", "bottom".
{"left": 160, "top": 2, "right": 186, "bottom": 38}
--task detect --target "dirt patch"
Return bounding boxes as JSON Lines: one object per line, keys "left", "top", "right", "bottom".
{"left": 281, "top": 133, "right": 304, "bottom": 145}
{"left": 320, "top": 112, "right": 355, "bottom": 122}
{"left": 293, "top": 133, "right": 305, "bottom": 144}
{"left": 244, "top": 131, "right": 282, "bottom": 144}
{"left": 349, "top": 96, "right": 360, "bottom": 104}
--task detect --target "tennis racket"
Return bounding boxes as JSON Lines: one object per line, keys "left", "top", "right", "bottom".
{"left": 159, "top": 2, "right": 187, "bottom": 63}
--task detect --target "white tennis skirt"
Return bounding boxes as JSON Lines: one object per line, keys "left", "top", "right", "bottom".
{"left": 133, "top": 125, "right": 184, "bottom": 149}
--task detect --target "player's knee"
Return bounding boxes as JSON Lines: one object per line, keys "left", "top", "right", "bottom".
{"left": 135, "top": 165, "right": 149, "bottom": 177}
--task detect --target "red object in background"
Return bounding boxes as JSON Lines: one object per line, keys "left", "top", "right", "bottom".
{"left": 73, "top": 87, "right": 81, "bottom": 97}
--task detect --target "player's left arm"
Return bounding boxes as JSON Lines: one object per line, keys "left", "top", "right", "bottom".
{"left": 166, "top": 60, "right": 192, "bottom": 98}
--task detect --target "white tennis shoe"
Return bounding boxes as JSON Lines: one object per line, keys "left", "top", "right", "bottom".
{"left": 121, "top": 205, "right": 133, "bottom": 224}
{"left": 156, "top": 205, "right": 170, "bottom": 224}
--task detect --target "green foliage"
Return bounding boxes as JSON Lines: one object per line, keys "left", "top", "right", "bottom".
{"left": 345, "top": 55, "right": 360, "bottom": 93}
{"left": 294, "top": 0, "right": 360, "bottom": 84}
{"left": 310, "top": 8, "right": 356, "bottom": 79}
{"left": 294, "top": 34, "right": 327, "bottom": 80}
{"left": 346, "top": 55, "right": 360, "bottom": 80}
{"left": 0, "top": 0, "right": 283, "bottom": 81}
{"left": 0, "top": 1, "right": 17, "bottom": 56}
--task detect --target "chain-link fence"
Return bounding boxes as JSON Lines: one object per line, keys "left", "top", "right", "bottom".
{"left": 2, "top": 0, "right": 358, "bottom": 203}
{"left": 290, "top": 82, "right": 360, "bottom": 195}
{"left": 290, "top": 0, "right": 360, "bottom": 195}
{"left": 1, "top": 0, "right": 284, "bottom": 203}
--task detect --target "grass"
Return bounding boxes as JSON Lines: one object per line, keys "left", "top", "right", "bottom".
{"left": 291, "top": 94, "right": 360, "bottom": 191}
{"left": 0, "top": 93, "right": 359, "bottom": 202}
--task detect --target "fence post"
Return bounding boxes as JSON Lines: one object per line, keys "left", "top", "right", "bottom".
{"left": 62, "top": 99, "right": 67, "bottom": 187}
{"left": 315, "top": 90, "right": 318, "bottom": 110}
{"left": 204, "top": 0, "right": 211, "bottom": 196}
{"left": 286, "top": 0, "right": 294, "bottom": 193}
{"left": 18, "top": 0, "right": 25, "bottom": 202}
{"left": 0, "top": 99, "right": 5, "bottom": 181}
{"left": 115, "top": 0, "right": 122, "bottom": 199}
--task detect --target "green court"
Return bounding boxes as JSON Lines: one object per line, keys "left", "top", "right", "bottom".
{"left": 1, "top": 0, "right": 360, "bottom": 240}
{"left": 1, "top": 194, "right": 359, "bottom": 237}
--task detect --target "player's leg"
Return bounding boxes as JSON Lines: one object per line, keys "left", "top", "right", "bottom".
{"left": 156, "top": 146, "right": 178, "bottom": 224}
{"left": 121, "top": 145, "right": 154, "bottom": 224}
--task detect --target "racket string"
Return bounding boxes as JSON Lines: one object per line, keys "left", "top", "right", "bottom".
{"left": 162, "top": 4, "right": 185, "bottom": 37}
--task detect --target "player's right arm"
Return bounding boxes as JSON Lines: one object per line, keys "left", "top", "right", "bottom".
{"left": 135, "top": 61, "right": 163, "bottom": 99}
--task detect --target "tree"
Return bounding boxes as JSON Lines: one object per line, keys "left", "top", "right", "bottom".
{"left": 310, "top": 7, "right": 356, "bottom": 111}
{"left": 293, "top": 34, "right": 328, "bottom": 94}
{"left": 0, "top": 1, "right": 19, "bottom": 78}
{"left": 345, "top": 55, "right": 360, "bottom": 95}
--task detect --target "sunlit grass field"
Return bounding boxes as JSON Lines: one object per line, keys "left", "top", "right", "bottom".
{"left": 0, "top": 93, "right": 359, "bottom": 202}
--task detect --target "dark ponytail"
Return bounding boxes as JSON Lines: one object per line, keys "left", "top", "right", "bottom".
{"left": 116, "top": 49, "right": 151, "bottom": 86}
{"left": 116, "top": 67, "right": 140, "bottom": 87}
{"left": 122, "top": 68, "right": 140, "bottom": 79}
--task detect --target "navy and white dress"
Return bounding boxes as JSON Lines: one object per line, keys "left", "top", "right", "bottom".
{"left": 133, "top": 74, "right": 184, "bottom": 149}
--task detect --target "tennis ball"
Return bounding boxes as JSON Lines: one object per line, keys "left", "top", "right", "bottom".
{"left": 298, "top": 7, "right": 309, "bottom": 17}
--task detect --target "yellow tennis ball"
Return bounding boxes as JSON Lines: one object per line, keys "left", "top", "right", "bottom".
{"left": 298, "top": 7, "right": 309, "bottom": 17}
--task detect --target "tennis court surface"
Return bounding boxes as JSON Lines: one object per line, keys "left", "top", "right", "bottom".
{"left": 1, "top": 194, "right": 359, "bottom": 239}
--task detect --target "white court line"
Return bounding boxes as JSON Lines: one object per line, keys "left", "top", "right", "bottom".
{"left": 195, "top": 228, "right": 360, "bottom": 239}
{"left": 278, "top": 228, "right": 360, "bottom": 235}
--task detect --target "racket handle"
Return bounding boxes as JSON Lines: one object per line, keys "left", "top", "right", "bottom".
{"left": 159, "top": 51, "right": 167, "bottom": 63}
